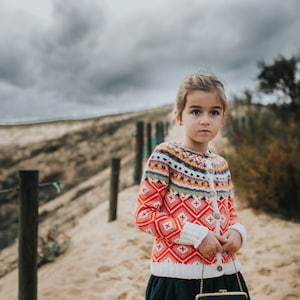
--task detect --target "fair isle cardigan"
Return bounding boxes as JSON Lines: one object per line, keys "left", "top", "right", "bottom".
{"left": 135, "top": 141, "right": 247, "bottom": 279}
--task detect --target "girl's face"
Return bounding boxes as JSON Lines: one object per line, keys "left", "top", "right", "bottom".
{"left": 177, "top": 90, "right": 224, "bottom": 153}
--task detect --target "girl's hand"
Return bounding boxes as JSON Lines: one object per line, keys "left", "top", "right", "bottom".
{"left": 222, "top": 229, "right": 242, "bottom": 254}
{"left": 197, "top": 231, "right": 227, "bottom": 259}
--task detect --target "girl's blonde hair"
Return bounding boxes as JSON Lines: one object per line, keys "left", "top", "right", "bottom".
{"left": 175, "top": 73, "right": 227, "bottom": 119}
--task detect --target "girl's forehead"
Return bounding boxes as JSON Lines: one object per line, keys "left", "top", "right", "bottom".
{"left": 186, "top": 90, "right": 223, "bottom": 108}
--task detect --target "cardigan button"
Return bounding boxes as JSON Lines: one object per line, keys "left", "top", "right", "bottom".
{"left": 217, "top": 266, "right": 223, "bottom": 272}
{"left": 208, "top": 169, "right": 214, "bottom": 174}
{"left": 214, "top": 213, "right": 221, "bottom": 220}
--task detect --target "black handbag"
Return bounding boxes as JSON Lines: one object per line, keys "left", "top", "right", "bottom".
{"left": 195, "top": 260, "right": 248, "bottom": 300}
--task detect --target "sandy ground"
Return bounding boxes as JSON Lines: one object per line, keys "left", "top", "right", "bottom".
{"left": 0, "top": 123, "right": 299, "bottom": 300}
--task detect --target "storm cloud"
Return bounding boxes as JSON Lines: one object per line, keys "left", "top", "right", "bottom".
{"left": 0, "top": 0, "right": 299, "bottom": 122}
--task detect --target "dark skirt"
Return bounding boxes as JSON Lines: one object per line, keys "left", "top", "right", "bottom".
{"left": 145, "top": 273, "right": 250, "bottom": 300}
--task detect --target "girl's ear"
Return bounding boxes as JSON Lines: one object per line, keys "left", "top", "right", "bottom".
{"left": 174, "top": 111, "right": 182, "bottom": 125}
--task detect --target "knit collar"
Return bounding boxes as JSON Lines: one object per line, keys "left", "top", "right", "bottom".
{"left": 172, "top": 141, "right": 214, "bottom": 158}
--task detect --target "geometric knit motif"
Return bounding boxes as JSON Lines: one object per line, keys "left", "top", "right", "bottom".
{"left": 135, "top": 141, "right": 242, "bottom": 267}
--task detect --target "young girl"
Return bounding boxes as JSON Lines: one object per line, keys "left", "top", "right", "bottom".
{"left": 135, "top": 73, "right": 250, "bottom": 299}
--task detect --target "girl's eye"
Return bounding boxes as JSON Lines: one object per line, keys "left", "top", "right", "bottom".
{"left": 210, "top": 110, "right": 220, "bottom": 116}
{"left": 191, "top": 109, "right": 201, "bottom": 116}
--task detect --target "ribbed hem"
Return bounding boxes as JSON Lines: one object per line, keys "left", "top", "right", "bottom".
{"left": 150, "top": 259, "right": 241, "bottom": 279}
{"left": 179, "top": 222, "right": 208, "bottom": 249}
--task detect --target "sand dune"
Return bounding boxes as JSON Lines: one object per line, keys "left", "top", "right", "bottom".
{"left": 0, "top": 122, "right": 299, "bottom": 300}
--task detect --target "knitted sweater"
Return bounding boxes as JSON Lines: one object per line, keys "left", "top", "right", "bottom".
{"left": 135, "top": 141, "right": 247, "bottom": 279}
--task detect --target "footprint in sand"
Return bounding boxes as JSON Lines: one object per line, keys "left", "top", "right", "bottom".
{"left": 127, "top": 238, "right": 138, "bottom": 245}
{"left": 126, "top": 222, "right": 135, "bottom": 228}
{"left": 258, "top": 267, "right": 272, "bottom": 276}
{"left": 96, "top": 265, "right": 112, "bottom": 276}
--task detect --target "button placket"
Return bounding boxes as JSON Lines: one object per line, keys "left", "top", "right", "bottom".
{"left": 216, "top": 253, "right": 223, "bottom": 270}
{"left": 205, "top": 159, "right": 221, "bottom": 236}
{"left": 205, "top": 160, "right": 223, "bottom": 269}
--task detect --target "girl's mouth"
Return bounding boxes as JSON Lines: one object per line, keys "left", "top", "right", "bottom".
{"left": 199, "top": 130, "right": 210, "bottom": 133}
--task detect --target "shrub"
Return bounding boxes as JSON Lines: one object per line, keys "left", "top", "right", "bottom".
{"left": 38, "top": 224, "right": 70, "bottom": 267}
{"left": 222, "top": 103, "right": 300, "bottom": 221}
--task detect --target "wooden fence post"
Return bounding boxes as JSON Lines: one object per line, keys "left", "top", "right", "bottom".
{"left": 165, "top": 121, "right": 169, "bottom": 136}
{"left": 109, "top": 158, "right": 120, "bottom": 222}
{"left": 134, "top": 121, "right": 144, "bottom": 185}
{"left": 146, "top": 122, "right": 152, "bottom": 158}
{"left": 161, "top": 121, "right": 165, "bottom": 141}
{"left": 18, "top": 170, "right": 39, "bottom": 300}
{"left": 155, "top": 122, "right": 159, "bottom": 146}
{"left": 156, "top": 121, "right": 164, "bottom": 145}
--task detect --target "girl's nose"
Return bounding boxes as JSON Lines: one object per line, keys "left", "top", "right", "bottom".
{"left": 200, "top": 114, "right": 210, "bottom": 125}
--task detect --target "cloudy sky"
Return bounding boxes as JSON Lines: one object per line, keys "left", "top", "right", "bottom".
{"left": 0, "top": 0, "right": 299, "bottom": 123}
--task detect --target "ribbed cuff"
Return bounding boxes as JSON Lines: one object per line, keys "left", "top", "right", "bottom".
{"left": 229, "top": 223, "right": 247, "bottom": 247}
{"left": 179, "top": 222, "right": 208, "bottom": 249}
